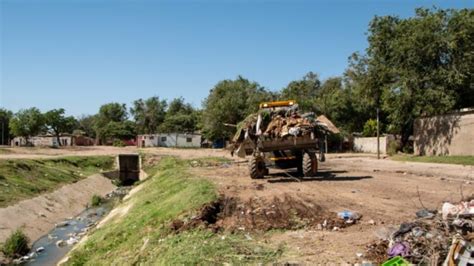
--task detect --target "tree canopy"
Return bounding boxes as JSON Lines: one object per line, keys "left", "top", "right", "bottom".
{"left": 44, "top": 108, "right": 77, "bottom": 146}
{"left": 130, "top": 97, "right": 167, "bottom": 134}
{"left": 9, "top": 108, "right": 45, "bottom": 141}
{"left": 202, "top": 76, "right": 274, "bottom": 140}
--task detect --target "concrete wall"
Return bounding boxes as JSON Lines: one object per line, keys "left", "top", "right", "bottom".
{"left": 353, "top": 135, "right": 395, "bottom": 154}
{"left": 414, "top": 111, "right": 474, "bottom": 156}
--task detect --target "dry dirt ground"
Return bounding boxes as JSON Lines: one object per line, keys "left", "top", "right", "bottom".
{"left": 1, "top": 147, "right": 473, "bottom": 264}
{"left": 185, "top": 152, "right": 473, "bottom": 264}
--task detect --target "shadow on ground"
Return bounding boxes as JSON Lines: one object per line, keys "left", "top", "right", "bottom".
{"left": 266, "top": 169, "right": 373, "bottom": 183}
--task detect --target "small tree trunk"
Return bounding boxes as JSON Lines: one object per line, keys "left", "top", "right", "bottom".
{"left": 56, "top": 132, "right": 62, "bottom": 147}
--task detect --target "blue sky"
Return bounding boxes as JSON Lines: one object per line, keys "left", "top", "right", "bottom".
{"left": 1, "top": 0, "right": 472, "bottom": 116}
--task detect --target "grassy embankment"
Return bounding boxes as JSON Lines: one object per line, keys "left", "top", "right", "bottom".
{"left": 392, "top": 155, "right": 474, "bottom": 166}
{"left": 0, "top": 156, "right": 115, "bottom": 207}
{"left": 66, "top": 156, "right": 281, "bottom": 265}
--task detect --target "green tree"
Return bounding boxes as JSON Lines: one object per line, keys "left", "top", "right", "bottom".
{"left": 94, "top": 103, "right": 130, "bottom": 143}
{"left": 77, "top": 114, "right": 97, "bottom": 138}
{"left": 44, "top": 108, "right": 77, "bottom": 146}
{"left": 9, "top": 108, "right": 45, "bottom": 144}
{"left": 158, "top": 97, "right": 198, "bottom": 133}
{"left": 280, "top": 72, "right": 321, "bottom": 112}
{"left": 130, "top": 97, "right": 167, "bottom": 134}
{"left": 202, "top": 76, "right": 273, "bottom": 140}
{"left": 350, "top": 8, "right": 474, "bottom": 146}
{"left": 0, "top": 108, "right": 13, "bottom": 145}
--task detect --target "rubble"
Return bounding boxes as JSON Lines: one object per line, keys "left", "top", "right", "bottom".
{"left": 365, "top": 198, "right": 474, "bottom": 265}
{"left": 231, "top": 104, "right": 337, "bottom": 156}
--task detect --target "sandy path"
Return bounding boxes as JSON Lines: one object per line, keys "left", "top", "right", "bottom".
{"left": 0, "top": 174, "right": 116, "bottom": 243}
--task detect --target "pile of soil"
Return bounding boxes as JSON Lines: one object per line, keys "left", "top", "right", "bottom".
{"left": 171, "top": 194, "right": 348, "bottom": 233}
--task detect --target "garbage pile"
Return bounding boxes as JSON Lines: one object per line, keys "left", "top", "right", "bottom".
{"left": 231, "top": 104, "right": 337, "bottom": 156}
{"left": 365, "top": 198, "right": 474, "bottom": 265}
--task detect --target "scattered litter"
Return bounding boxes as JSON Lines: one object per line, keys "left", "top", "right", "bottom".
{"left": 366, "top": 199, "right": 474, "bottom": 265}
{"left": 441, "top": 200, "right": 474, "bottom": 220}
{"left": 387, "top": 242, "right": 410, "bottom": 257}
{"left": 337, "top": 210, "right": 362, "bottom": 224}
{"left": 66, "top": 237, "right": 79, "bottom": 245}
{"left": 381, "top": 256, "right": 410, "bottom": 266}
{"left": 415, "top": 209, "right": 435, "bottom": 219}
{"left": 36, "top": 246, "right": 45, "bottom": 253}
{"left": 56, "top": 240, "right": 65, "bottom": 247}
{"left": 55, "top": 221, "right": 69, "bottom": 228}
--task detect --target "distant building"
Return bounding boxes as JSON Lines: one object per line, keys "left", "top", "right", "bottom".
{"left": 137, "top": 133, "right": 201, "bottom": 148}
{"left": 11, "top": 134, "right": 94, "bottom": 147}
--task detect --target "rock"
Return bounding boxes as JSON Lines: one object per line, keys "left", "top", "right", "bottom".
{"left": 56, "top": 240, "right": 66, "bottom": 247}
{"left": 36, "top": 246, "right": 45, "bottom": 253}
{"left": 332, "top": 226, "right": 340, "bottom": 231}
{"left": 368, "top": 219, "right": 376, "bottom": 225}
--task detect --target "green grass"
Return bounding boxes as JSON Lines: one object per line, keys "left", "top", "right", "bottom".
{"left": 66, "top": 157, "right": 281, "bottom": 265}
{"left": 0, "top": 156, "right": 115, "bottom": 207}
{"left": 392, "top": 155, "right": 474, "bottom": 166}
{"left": 1, "top": 229, "right": 30, "bottom": 258}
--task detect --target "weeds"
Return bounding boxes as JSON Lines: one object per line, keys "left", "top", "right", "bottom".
{"left": 1, "top": 229, "right": 30, "bottom": 258}
{"left": 91, "top": 194, "right": 104, "bottom": 207}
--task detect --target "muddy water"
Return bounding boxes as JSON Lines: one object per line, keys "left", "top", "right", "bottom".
{"left": 24, "top": 204, "right": 111, "bottom": 266}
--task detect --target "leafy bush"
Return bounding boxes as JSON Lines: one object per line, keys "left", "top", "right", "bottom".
{"left": 91, "top": 194, "right": 104, "bottom": 207}
{"left": 1, "top": 229, "right": 30, "bottom": 258}
{"left": 362, "top": 119, "right": 378, "bottom": 137}
{"left": 112, "top": 140, "right": 126, "bottom": 147}
{"left": 387, "top": 140, "right": 399, "bottom": 156}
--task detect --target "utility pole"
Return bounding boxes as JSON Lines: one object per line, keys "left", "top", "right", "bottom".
{"left": 1, "top": 121, "right": 4, "bottom": 146}
{"left": 376, "top": 107, "right": 380, "bottom": 159}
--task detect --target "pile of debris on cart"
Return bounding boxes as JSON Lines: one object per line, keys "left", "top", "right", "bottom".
{"left": 365, "top": 198, "right": 474, "bottom": 265}
{"left": 231, "top": 103, "right": 338, "bottom": 156}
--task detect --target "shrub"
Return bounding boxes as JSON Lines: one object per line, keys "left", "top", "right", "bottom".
{"left": 91, "top": 194, "right": 104, "bottom": 207}
{"left": 1, "top": 229, "right": 30, "bottom": 258}
{"left": 113, "top": 140, "right": 126, "bottom": 147}
{"left": 362, "top": 119, "right": 379, "bottom": 137}
{"left": 387, "top": 141, "right": 399, "bottom": 156}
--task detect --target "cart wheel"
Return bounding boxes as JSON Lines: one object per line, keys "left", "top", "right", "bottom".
{"left": 302, "top": 152, "right": 318, "bottom": 177}
{"left": 249, "top": 156, "right": 266, "bottom": 179}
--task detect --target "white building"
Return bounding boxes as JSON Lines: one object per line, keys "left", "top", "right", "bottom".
{"left": 11, "top": 134, "right": 74, "bottom": 147}
{"left": 137, "top": 133, "right": 201, "bottom": 148}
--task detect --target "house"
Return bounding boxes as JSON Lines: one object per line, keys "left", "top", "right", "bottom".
{"left": 11, "top": 134, "right": 94, "bottom": 147}
{"left": 137, "top": 133, "right": 201, "bottom": 148}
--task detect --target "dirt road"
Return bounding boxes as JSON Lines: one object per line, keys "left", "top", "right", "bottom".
{"left": 188, "top": 152, "right": 473, "bottom": 264}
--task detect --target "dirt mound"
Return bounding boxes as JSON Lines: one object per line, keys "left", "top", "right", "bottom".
{"left": 171, "top": 194, "right": 347, "bottom": 232}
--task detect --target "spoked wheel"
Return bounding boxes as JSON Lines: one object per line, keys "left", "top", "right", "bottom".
{"left": 249, "top": 156, "right": 266, "bottom": 179}
{"left": 302, "top": 152, "right": 318, "bottom": 177}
